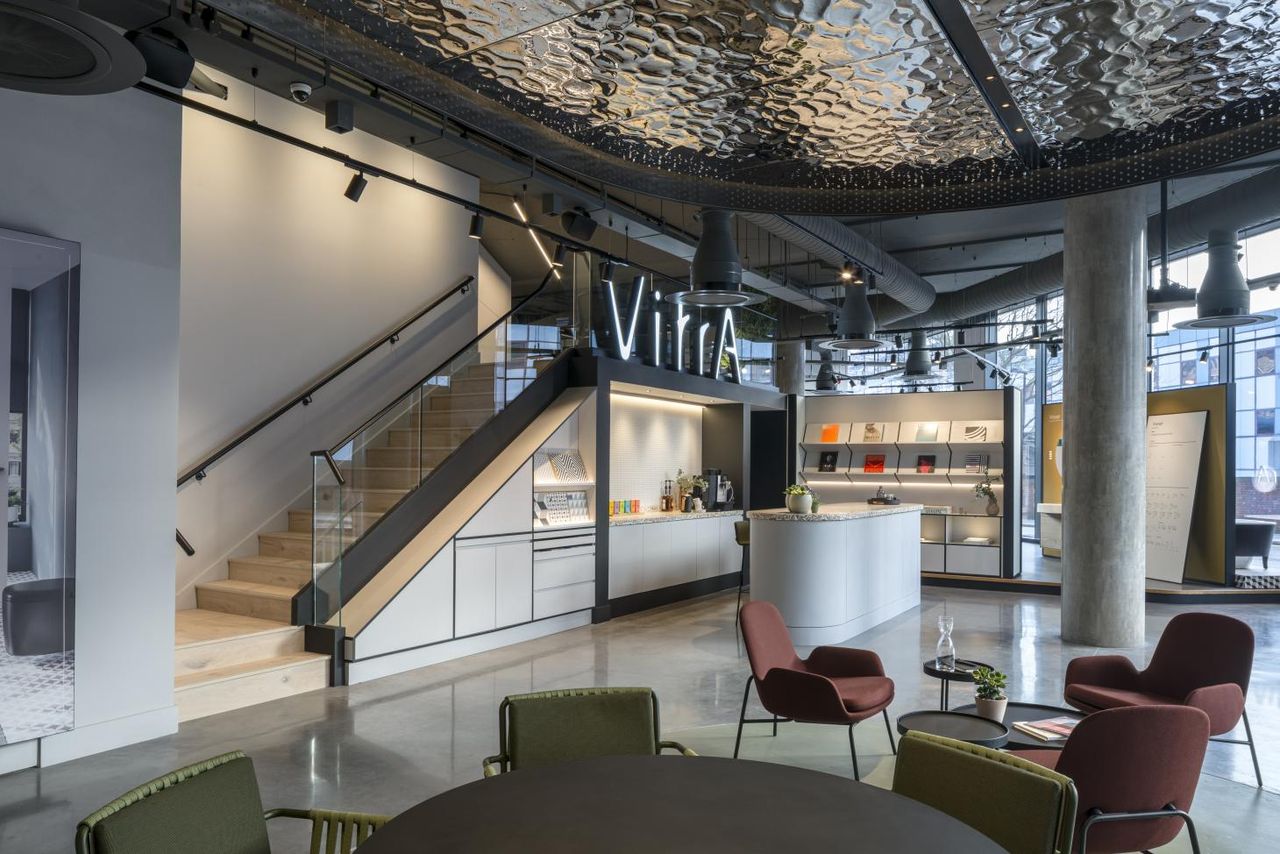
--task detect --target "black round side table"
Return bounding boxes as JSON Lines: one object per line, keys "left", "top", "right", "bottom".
{"left": 896, "top": 710, "right": 1010, "bottom": 749}
{"left": 950, "top": 702, "right": 1086, "bottom": 750}
{"left": 922, "top": 658, "right": 991, "bottom": 710}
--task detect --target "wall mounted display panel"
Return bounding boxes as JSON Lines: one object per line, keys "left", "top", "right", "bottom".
{"left": 1145, "top": 411, "right": 1208, "bottom": 584}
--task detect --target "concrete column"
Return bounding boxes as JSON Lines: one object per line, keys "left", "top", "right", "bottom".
{"left": 1061, "top": 187, "right": 1147, "bottom": 647}
{"left": 777, "top": 340, "right": 806, "bottom": 396}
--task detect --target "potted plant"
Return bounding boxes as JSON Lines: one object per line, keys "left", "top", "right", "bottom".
{"left": 972, "top": 666, "right": 1008, "bottom": 723}
{"left": 676, "top": 469, "right": 708, "bottom": 513}
{"left": 783, "top": 484, "right": 813, "bottom": 514}
{"left": 974, "top": 476, "right": 999, "bottom": 516}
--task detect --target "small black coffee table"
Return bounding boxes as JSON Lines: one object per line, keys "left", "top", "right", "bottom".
{"left": 896, "top": 710, "right": 1009, "bottom": 749}
{"left": 950, "top": 702, "right": 1086, "bottom": 750}
{"left": 922, "top": 658, "right": 991, "bottom": 710}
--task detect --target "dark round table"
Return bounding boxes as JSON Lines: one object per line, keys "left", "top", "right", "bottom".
{"left": 922, "top": 658, "right": 991, "bottom": 710}
{"left": 950, "top": 702, "right": 1086, "bottom": 750}
{"left": 357, "top": 755, "right": 1006, "bottom": 853}
{"left": 897, "top": 710, "right": 1010, "bottom": 748}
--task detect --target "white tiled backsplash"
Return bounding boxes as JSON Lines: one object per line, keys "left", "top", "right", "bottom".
{"left": 610, "top": 395, "right": 702, "bottom": 510}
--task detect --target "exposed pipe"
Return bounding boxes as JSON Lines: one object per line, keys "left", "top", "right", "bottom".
{"left": 741, "top": 213, "right": 936, "bottom": 315}
{"left": 882, "top": 166, "right": 1280, "bottom": 328}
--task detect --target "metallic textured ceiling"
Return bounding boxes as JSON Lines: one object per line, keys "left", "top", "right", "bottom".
{"left": 222, "top": 0, "right": 1280, "bottom": 212}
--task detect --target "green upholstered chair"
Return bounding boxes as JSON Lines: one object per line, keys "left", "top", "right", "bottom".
{"left": 74, "top": 751, "right": 390, "bottom": 854}
{"left": 892, "top": 731, "right": 1077, "bottom": 854}
{"left": 482, "top": 687, "right": 696, "bottom": 776}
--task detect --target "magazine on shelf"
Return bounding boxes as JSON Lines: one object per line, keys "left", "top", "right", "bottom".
{"left": 1012, "top": 716, "right": 1081, "bottom": 742}
{"left": 819, "top": 423, "right": 841, "bottom": 443}
{"left": 862, "top": 422, "right": 883, "bottom": 442}
{"left": 915, "top": 423, "right": 940, "bottom": 442}
{"left": 964, "top": 453, "right": 989, "bottom": 474}
{"left": 863, "top": 454, "right": 886, "bottom": 473}
{"left": 818, "top": 451, "right": 839, "bottom": 472}
{"left": 916, "top": 454, "right": 936, "bottom": 473}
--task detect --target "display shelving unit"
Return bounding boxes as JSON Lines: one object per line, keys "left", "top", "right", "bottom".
{"left": 798, "top": 389, "right": 1021, "bottom": 579}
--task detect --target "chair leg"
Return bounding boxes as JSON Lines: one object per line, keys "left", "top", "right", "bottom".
{"left": 733, "top": 676, "right": 753, "bottom": 759}
{"left": 882, "top": 708, "right": 896, "bottom": 755}
{"left": 1243, "top": 707, "right": 1264, "bottom": 789}
{"left": 1184, "top": 812, "right": 1202, "bottom": 854}
{"left": 848, "top": 724, "right": 860, "bottom": 781}
{"left": 772, "top": 714, "right": 778, "bottom": 737}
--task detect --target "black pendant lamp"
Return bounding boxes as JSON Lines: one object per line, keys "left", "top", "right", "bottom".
{"left": 903, "top": 330, "right": 933, "bottom": 377}
{"left": 1175, "top": 229, "right": 1275, "bottom": 328}
{"left": 666, "top": 209, "right": 764, "bottom": 307}
{"left": 821, "top": 281, "right": 883, "bottom": 350}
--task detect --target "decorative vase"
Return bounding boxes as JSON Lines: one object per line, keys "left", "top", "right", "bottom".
{"left": 985, "top": 495, "right": 999, "bottom": 516}
{"left": 935, "top": 615, "right": 955, "bottom": 670}
{"left": 975, "top": 697, "right": 1008, "bottom": 723}
{"left": 786, "top": 493, "right": 813, "bottom": 514}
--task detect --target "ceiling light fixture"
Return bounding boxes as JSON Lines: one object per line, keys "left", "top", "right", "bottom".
{"left": 344, "top": 171, "right": 367, "bottom": 202}
{"left": 1199, "top": 349, "right": 1209, "bottom": 364}
{"left": 513, "top": 195, "right": 562, "bottom": 280}
{"left": 1146, "top": 357, "right": 1154, "bottom": 373}
{"left": 600, "top": 259, "right": 616, "bottom": 285}
{"left": 890, "top": 353, "right": 898, "bottom": 365}
{"left": 467, "top": 212, "right": 484, "bottom": 239}
{"left": 903, "top": 330, "right": 932, "bottom": 378}
{"left": 840, "top": 260, "right": 854, "bottom": 282}
{"left": 932, "top": 350, "right": 942, "bottom": 363}
{"left": 1176, "top": 229, "right": 1276, "bottom": 328}
{"left": 552, "top": 244, "right": 569, "bottom": 267}
{"left": 666, "top": 209, "right": 763, "bottom": 307}
{"left": 821, "top": 282, "right": 884, "bottom": 351}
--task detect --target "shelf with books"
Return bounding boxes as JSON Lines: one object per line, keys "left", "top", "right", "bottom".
{"left": 948, "top": 420, "right": 1004, "bottom": 445}
{"left": 801, "top": 468, "right": 853, "bottom": 483}
{"left": 846, "top": 421, "right": 900, "bottom": 445}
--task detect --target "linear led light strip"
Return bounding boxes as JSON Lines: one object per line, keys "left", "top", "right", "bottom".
{"left": 512, "top": 196, "right": 562, "bottom": 281}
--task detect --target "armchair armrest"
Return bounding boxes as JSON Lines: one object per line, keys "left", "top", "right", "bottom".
{"left": 265, "top": 807, "right": 392, "bottom": 851}
{"left": 481, "top": 754, "right": 507, "bottom": 777}
{"left": 659, "top": 740, "right": 698, "bottom": 757}
{"left": 1064, "top": 655, "right": 1140, "bottom": 691}
{"left": 757, "top": 667, "right": 850, "bottom": 723}
{"left": 805, "top": 646, "right": 886, "bottom": 678}
{"left": 1184, "top": 683, "right": 1245, "bottom": 735}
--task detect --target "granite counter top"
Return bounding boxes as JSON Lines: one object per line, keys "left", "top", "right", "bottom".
{"left": 609, "top": 509, "right": 744, "bottom": 527}
{"left": 747, "top": 502, "right": 924, "bottom": 522}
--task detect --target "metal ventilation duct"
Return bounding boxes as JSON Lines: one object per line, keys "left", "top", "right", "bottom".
{"left": 903, "top": 330, "right": 932, "bottom": 377}
{"left": 668, "top": 209, "right": 762, "bottom": 307}
{"left": 881, "top": 166, "right": 1280, "bottom": 328}
{"left": 822, "top": 283, "right": 883, "bottom": 350}
{"left": 1175, "top": 229, "right": 1275, "bottom": 328}
{"left": 741, "top": 213, "right": 935, "bottom": 315}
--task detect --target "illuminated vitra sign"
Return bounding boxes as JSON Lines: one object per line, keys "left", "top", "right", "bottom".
{"left": 605, "top": 277, "right": 740, "bottom": 383}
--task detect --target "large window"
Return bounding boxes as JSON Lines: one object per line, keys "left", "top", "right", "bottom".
{"left": 995, "top": 300, "right": 1043, "bottom": 539}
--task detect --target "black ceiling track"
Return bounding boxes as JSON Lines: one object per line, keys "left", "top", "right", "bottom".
{"left": 923, "top": 0, "right": 1043, "bottom": 170}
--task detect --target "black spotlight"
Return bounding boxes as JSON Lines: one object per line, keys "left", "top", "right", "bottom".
{"left": 932, "top": 350, "right": 942, "bottom": 363}
{"left": 468, "top": 212, "right": 485, "bottom": 239}
{"left": 1146, "top": 357, "right": 1154, "bottom": 373}
{"left": 989, "top": 367, "right": 998, "bottom": 380}
{"left": 344, "top": 172, "right": 367, "bottom": 202}
{"left": 890, "top": 353, "right": 898, "bottom": 365}
{"left": 1199, "top": 349, "right": 1209, "bottom": 364}
{"left": 552, "top": 244, "right": 569, "bottom": 267}
{"left": 561, "top": 207, "right": 599, "bottom": 242}
{"left": 840, "top": 260, "right": 854, "bottom": 282}
{"left": 600, "top": 259, "right": 617, "bottom": 284}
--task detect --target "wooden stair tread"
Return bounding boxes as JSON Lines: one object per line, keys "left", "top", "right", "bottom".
{"left": 197, "top": 578, "right": 298, "bottom": 600}
{"left": 175, "top": 609, "right": 293, "bottom": 647}
{"left": 231, "top": 553, "right": 310, "bottom": 568}
{"left": 174, "top": 652, "right": 327, "bottom": 690}
{"left": 258, "top": 530, "right": 310, "bottom": 542}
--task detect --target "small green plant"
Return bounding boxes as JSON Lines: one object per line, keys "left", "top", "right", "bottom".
{"left": 7, "top": 490, "right": 20, "bottom": 508}
{"left": 783, "top": 483, "right": 811, "bottom": 496}
{"left": 676, "top": 468, "right": 708, "bottom": 492}
{"left": 973, "top": 476, "right": 997, "bottom": 500}
{"left": 973, "top": 666, "right": 1007, "bottom": 701}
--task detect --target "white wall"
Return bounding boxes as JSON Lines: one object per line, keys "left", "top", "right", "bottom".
{"left": 175, "top": 74, "right": 484, "bottom": 602}
{"left": 0, "top": 87, "right": 182, "bottom": 765}
{"left": 609, "top": 394, "right": 702, "bottom": 509}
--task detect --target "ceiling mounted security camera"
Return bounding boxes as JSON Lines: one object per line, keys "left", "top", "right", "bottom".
{"left": 289, "top": 81, "right": 313, "bottom": 103}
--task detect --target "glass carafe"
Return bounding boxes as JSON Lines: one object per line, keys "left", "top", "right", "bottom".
{"left": 936, "top": 615, "right": 956, "bottom": 670}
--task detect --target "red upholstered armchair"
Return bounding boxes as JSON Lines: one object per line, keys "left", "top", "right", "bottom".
{"left": 734, "top": 601, "right": 895, "bottom": 780}
{"left": 1062, "top": 612, "right": 1260, "bottom": 787}
{"left": 1014, "top": 706, "right": 1210, "bottom": 853}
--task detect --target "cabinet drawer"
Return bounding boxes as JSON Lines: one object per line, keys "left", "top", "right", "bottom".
{"left": 921, "top": 543, "right": 945, "bottom": 573}
{"left": 533, "top": 581, "right": 595, "bottom": 620}
{"left": 946, "top": 544, "right": 1001, "bottom": 577}
{"left": 534, "top": 552, "right": 596, "bottom": 590}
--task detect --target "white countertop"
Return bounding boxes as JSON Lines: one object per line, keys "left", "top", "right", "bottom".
{"left": 748, "top": 502, "right": 924, "bottom": 522}
{"left": 609, "top": 509, "right": 743, "bottom": 527}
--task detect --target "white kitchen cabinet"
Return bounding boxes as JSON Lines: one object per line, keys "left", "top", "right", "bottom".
{"left": 719, "top": 517, "right": 743, "bottom": 578}
{"left": 608, "top": 525, "right": 644, "bottom": 598}
{"left": 695, "top": 518, "right": 721, "bottom": 580}
{"left": 351, "top": 545, "right": 453, "bottom": 658}
{"left": 458, "top": 460, "right": 532, "bottom": 538}
{"left": 640, "top": 523, "right": 675, "bottom": 590}
{"left": 495, "top": 540, "right": 533, "bottom": 627}
{"left": 455, "top": 534, "right": 532, "bottom": 635}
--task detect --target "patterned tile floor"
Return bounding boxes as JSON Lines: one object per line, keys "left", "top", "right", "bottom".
{"left": 0, "top": 572, "right": 74, "bottom": 746}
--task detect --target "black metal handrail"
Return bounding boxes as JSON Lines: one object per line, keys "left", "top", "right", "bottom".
{"left": 177, "top": 275, "right": 473, "bottom": 489}
{"left": 327, "top": 269, "right": 557, "bottom": 456}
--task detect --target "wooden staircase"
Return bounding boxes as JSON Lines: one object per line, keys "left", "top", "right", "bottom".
{"left": 174, "top": 361, "right": 505, "bottom": 721}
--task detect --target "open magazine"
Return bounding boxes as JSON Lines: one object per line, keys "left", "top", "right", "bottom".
{"left": 1012, "top": 716, "right": 1080, "bottom": 741}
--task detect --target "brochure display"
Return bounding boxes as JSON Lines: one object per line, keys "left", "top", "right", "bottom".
{"left": 1145, "top": 411, "right": 1208, "bottom": 583}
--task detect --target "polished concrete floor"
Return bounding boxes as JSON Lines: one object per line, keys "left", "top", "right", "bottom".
{"left": 3, "top": 587, "right": 1279, "bottom": 851}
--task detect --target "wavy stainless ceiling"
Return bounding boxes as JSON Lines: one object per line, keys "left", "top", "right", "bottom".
{"left": 225, "top": 0, "right": 1280, "bottom": 212}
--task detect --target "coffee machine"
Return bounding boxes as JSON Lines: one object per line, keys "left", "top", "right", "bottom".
{"left": 703, "top": 468, "right": 735, "bottom": 511}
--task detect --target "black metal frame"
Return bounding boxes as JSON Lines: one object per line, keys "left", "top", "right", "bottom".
{"left": 1210, "top": 707, "right": 1264, "bottom": 788}
{"left": 1078, "top": 803, "right": 1200, "bottom": 854}
{"left": 731, "top": 675, "right": 896, "bottom": 782}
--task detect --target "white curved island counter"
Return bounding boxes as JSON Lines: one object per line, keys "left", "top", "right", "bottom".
{"left": 747, "top": 504, "right": 923, "bottom": 645}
